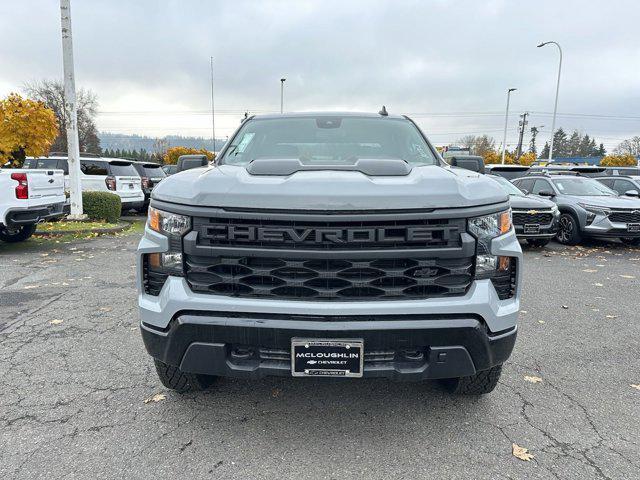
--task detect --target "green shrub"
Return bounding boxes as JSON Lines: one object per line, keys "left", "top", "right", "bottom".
{"left": 82, "top": 191, "right": 121, "bottom": 223}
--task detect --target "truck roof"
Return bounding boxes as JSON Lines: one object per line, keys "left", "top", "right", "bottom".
{"left": 250, "top": 111, "right": 407, "bottom": 121}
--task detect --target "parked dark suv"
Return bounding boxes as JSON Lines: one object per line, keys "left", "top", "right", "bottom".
{"left": 513, "top": 173, "right": 640, "bottom": 245}
{"left": 131, "top": 162, "right": 166, "bottom": 210}
{"left": 487, "top": 175, "right": 559, "bottom": 247}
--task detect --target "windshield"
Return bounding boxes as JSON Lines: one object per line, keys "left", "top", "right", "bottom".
{"left": 489, "top": 175, "right": 525, "bottom": 196}
{"left": 552, "top": 177, "right": 617, "bottom": 196}
{"left": 219, "top": 116, "right": 438, "bottom": 166}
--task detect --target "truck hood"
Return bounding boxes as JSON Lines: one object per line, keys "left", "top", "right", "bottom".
{"left": 151, "top": 164, "right": 508, "bottom": 210}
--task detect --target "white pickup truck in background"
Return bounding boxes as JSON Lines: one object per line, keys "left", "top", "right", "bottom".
{"left": 0, "top": 168, "right": 66, "bottom": 243}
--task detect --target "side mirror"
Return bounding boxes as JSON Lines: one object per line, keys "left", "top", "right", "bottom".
{"left": 624, "top": 189, "right": 640, "bottom": 197}
{"left": 176, "top": 154, "right": 209, "bottom": 172}
{"left": 537, "top": 190, "right": 555, "bottom": 197}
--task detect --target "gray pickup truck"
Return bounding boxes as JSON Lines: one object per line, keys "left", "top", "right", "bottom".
{"left": 137, "top": 112, "right": 522, "bottom": 395}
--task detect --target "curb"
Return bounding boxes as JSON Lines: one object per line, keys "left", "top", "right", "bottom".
{"left": 34, "top": 220, "right": 133, "bottom": 236}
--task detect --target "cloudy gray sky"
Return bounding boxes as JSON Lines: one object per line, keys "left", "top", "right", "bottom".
{"left": 1, "top": 0, "right": 639, "bottom": 150}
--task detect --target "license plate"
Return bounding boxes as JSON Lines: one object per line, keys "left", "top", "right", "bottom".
{"left": 524, "top": 224, "right": 541, "bottom": 234}
{"left": 291, "top": 339, "right": 363, "bottom": 378}
{"left": 628, "top": 223, "right": 640, "bottom": 232}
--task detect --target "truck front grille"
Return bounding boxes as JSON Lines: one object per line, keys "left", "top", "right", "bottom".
{"left": 512, "top": 211, "right": 554, "bottom": 226}
{"left": 192, "top": 216, "right": 465, "bottom": 250}
{"left": 185, "top": 255, "right": 474, "bottom": 301}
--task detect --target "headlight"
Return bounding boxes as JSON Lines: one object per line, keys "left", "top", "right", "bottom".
{"left": 148, "top": 206, "right": 191, "bottom": 236}
{"left": 551, "top": 205, "right": 559, "bottom": 215}
{"left": 579, "top": 204, "right": 610, "bottom": 217}
{"left": 468, "top": 209, "right": 512, "bottom": 278}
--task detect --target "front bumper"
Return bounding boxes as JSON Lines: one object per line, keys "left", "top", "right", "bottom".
{"left": 583, "top": 215, "right": 640, "bottom": 239}
{"left": 3, "top": 202, "right": 65, "bottom": 227}
{"left": 141, "top": 312, "right": 517, "bottom": 381}
{"left": 514, "top": 218, "right": 559, "bottom": 239}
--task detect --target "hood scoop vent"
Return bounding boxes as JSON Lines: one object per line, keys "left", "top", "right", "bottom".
{"left": 245, "top": 158, "right": 412, "bottom": 176}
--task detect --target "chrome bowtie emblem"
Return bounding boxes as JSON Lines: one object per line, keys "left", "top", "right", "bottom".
{"left": 527, "top": 210, "right": 539, "bottom": 215}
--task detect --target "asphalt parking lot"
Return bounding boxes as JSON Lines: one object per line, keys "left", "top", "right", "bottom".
{"left": 1, "top": 229, "right": 639, "bottom": 479}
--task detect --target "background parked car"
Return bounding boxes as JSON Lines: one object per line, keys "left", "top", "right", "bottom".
{"left": 487, "top": 174, "right": 559, "bottom": 247}
{"left": 131, "top": 162, "right": 166, "bottom": 210}
{"left": 484, "top": 164, "right": 531, "bottom": 180}
{"left": 594, "top": 176, "right": 640, "bottom": 198}
{"left": 25, "top": 155, "right": 145, "bottom": 213}
{"left": 512, "top": 173, "right": 640, "bottom": 245}
{"left": 162, "top": 164, "right": 177, "bottom": 176}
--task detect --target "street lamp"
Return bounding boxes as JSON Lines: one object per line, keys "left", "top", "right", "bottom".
{"left": 210, "top": 56, "right": 215, "bottom": 152}
{"left": 501, "top": 88, "right": 517, "bottom": 164}
{"left": 280, "top": 78, "right": 286, "bottom": 114}
{"left": 537, "top": 41, "right": 562, "bottom": 162}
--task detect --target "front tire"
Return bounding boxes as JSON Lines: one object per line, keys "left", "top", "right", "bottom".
{"left": 620, "top": 237, "right": 640, "bottom": 246}
{"left": 153, "top": 358, "right": 217, "bottom": 393}
{"left": 0, "top": 224, "right": 37, "bottom": 243}
{"left": 556, "top": 213, "right": 582, "bottom": 245}
{"left": 526, "top": 238, "right": 551, "bottom": 248}
{"left": 440, "top": 365, "right": 503, "bottom": 395}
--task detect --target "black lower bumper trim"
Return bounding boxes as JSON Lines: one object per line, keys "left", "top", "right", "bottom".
{"left": 5, "top": 203, "right": 65, "bottom": 226}
{"left": 141, "top": 312, "right": 517, "bottom": 381}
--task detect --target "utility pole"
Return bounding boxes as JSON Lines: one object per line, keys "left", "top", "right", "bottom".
{"left": 515, "top": 112, "right": 529, "bottom": 160}
{"left": 501, "top": 88, "right": 517, "bottom": 164}
{"left": 537, "top": 41, "right": 562, "bottom": 162}
{"left": 210, "top": 56, "right": 216, "bottom": 153}
{"left": 60, "top": 0, "right": 84, "bottom": 218}
{"left": 280, "top": 78, "right": 286, "bottom": 114}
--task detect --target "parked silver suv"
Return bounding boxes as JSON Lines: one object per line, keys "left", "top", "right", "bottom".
{"left": 137, "top": 112, "right": 522, "bottom": 395}
{"left": 513, "top": 173, "right": 640, "bottom": 245}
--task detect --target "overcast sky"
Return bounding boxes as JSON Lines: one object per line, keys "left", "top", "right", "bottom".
{"left": 1, "top": 0, "right": 639, "bottom": 150}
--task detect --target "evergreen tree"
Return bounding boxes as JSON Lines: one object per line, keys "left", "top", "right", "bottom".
{"left": 597, "top": 143, "right": 606, "bottom": 156}
{"left": 529, "top": 127, "right": 539, "bottom": 155}
{"left": 540, "top": 142, "right": 550, "bottom": 159}
{"left": 567, "top": 130, "right": 581, "bottom": 157}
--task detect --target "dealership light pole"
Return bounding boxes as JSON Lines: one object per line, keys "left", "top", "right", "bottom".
{"left": 210, "top": 56, "right": 216, "bottom": 152}
{"left": 280, "top": 78, "right": 286, "bottom": 114}
{"left": 537, "top": 41, "right": 562, "bottom": 162}
{"left": 60, "top": 0, "right": 84, "bottom": 218}
{"left": 501, "top": 88, "right": 517, "bottom": 164}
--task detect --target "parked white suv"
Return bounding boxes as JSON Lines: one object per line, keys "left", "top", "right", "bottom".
{"left": 25, "top": 155, "right": 145, "bottom": 211}
{"left": 0, "top": 167, "right": 65, "bottom": 242}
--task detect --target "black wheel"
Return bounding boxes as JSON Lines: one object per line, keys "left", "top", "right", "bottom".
{"left": 153, "top": 358, "right": 217, "bottom": 393}
{"left": 556, "top": 213, "right": 582, "bottom": 245}
{"left": 526, "top": 238, "right": 551, "bottom": 248}
{"left": 440, "top": 365, "right": 503, "bottom": 395}
{"left": 620, "top": 237, "right": 640, "bottom": 246}
{"left": 0, "top": 224, "right": 37, "bottom": 243}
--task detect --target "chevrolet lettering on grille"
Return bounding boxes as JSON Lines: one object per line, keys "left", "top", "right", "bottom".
{"left": 200, "top": 225, "right": 452, "bottom": 244}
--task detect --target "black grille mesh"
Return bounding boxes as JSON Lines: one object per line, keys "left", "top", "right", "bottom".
{"left": 512, "top": 211, "right": 554, "bottom": 226}
{"left": 143, "top": 256, "right": 169, "bottom": 296}
{"left": 490, "top": 258, "right": 517, "bottom": 300}
{"left": 185, "top": 255, "right": 474, "bottom": 301}
{"left": 609, "top": 211, "right": 640, "bottom": 223}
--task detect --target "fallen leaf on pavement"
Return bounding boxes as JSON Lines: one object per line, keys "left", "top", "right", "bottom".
{"left": 538, "top": 320, "right": 545, "bottom": 324}
{"left": 582, "top": 269, "right": 598, "bottom": 273}
{"left": 561, "top": 305, "right": 569, "bottom": 309}
{"left": 524, "top": 375, "right": 542, "bottom": 384}
{"left": 49, "top": 319, "right": 63, "bottom": 325}
{"left": 23, "top": 285, "right": 39, "bottom": 289}
{"left": 605, "top": 315, "right": 618, "bottom": 319}
{"left": 144, "top": 393, "right": 166, "bottom": 404}
{"left": 512, "top": 443, "right": 534, "bottom": 461}
{"left": 99, "top": 307, "right": 112, "bottom": 312}
{"left": 594, "top": 283, "right": 603, "bottom": 287}
{"left": 631, "top": 384, "right": 640, "bottom": 391}
{"left": 620, "top": 275, "right": 636, "bottom": 279}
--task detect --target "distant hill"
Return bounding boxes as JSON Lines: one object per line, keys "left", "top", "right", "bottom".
{"left": 99, "top": 132, "right": 224, "bottom": 152}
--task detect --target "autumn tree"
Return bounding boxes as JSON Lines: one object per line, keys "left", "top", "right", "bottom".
{"left": 614, "top": 136, "right": 640, "bottom": 156}
{"left": 163, "top": 146, "right": 215, "bottom": 165}
{"left": 600, "top": 154, "right": 637, "bottom": 167}
{"left": 24, "top": 79, "right": 101, "bottom": 154}
{"left": 0, "top": 93, "right": 58, "bottom": 166}
{"left": 456, "top": 135, "right": 496, "bottom": 157}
